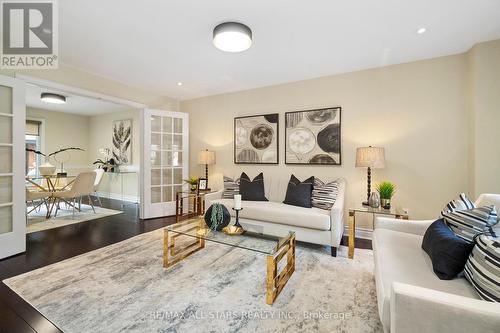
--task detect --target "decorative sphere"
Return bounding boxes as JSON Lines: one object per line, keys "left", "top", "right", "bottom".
{"left": 204, "top": 204, "right": 231, "bottom": 231}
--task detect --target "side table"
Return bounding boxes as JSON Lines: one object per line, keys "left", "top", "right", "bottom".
{"left": 175, "top": 190, "right": 215, "bottom": 222}
{"left": 348, "top": 206, "right": 408, "bottom": 259}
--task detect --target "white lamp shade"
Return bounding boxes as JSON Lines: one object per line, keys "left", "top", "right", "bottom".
{"left": 198, "top": 150, "right": 216, "bottom": 165}
{"left": 355, "top": 147, "right": 385, "bottom": 169}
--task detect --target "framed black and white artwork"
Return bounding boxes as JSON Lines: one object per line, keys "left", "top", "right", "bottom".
{"left": 234, "top": 113, "right": 279, "bottom": 164}
{"left": 112, "top": 119, "right": 132, "bottom": 165}
{"left": 285, "top": 107, "right": 341, "bottom": 165}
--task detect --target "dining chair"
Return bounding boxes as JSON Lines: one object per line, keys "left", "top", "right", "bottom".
{"left": 93, "top": 168, "right": 105, "bottom": 207}
{"left": 53, "top": 172, "right": 97, "bottom": 218}
{"left": 26, "top": 187, "right": 50, "bottom": 216}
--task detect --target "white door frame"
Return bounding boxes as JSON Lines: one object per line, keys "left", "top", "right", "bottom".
{"left": 140, "top": 109, "right": 189, "bottom": 219}
{"left": 0, "top": 75, "right": 26, "bottom": 259}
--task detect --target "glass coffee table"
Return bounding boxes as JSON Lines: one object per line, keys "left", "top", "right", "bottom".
{"left": 164, "top": 218, "right": 296, "bottom": 305}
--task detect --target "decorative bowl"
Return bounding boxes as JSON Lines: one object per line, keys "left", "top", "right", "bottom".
{"left": 222, "top": 226, "right": 244, "bottom": 235}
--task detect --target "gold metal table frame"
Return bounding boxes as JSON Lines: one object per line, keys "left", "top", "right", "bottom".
{"left": 163, "top": 218, "right": 296, "bottom": 305}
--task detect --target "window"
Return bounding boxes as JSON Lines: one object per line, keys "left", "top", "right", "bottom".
{"left": 25, "top": 120, "right": 42, "bottom": 177}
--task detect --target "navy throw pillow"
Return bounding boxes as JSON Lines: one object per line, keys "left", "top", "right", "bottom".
{"left": 239, "top": 172, "right": 268, "bottom": 201}
{"left": 422, "top": 219, "right": 475, "bottom": 280}
{"left": 283, "top": 175, "right": 314, "bottom": 208}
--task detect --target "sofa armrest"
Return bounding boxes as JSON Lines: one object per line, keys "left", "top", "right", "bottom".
{"left": 374, "top": 217, "right": 434, "bottom": 236}
{"left": 204, "top": 190, "right": 223, "bottom": 211}
{"left": 391, "top": 282, "right": 500, "bottom": 333}
{"left": 330, "top": 178, "right": 346, "bottom": 247}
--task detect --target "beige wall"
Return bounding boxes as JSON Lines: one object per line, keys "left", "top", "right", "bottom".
{"left": 468, "top": 39, "right": 500, "bottom": 197}
{"left": 182, "top": 53, "right": 470, "bottom": 223}
{"left": 88, "top": 110, "right": 140, "bottom": 199}
{"left": 27, "top": 107, "right": 90, "bottom": 173}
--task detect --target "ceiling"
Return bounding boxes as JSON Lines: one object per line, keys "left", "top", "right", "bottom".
{"left": 59, "top": 0, "right": 500, "bottom": 100}
{"left": 26, "top": 84, "right": 132, "bottom": 115}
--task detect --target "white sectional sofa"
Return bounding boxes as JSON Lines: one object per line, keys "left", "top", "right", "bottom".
{"left": 373, "top": 194, "right": 500, "bottom": 333}
{"left": 204, "top": 177, "right": 346, "bottom": 256}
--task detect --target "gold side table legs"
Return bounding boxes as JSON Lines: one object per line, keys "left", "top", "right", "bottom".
{"left": 348, "top": 211, "right": 355, "bottom": 259}
{"left": 266, "top": 235, "right": 296, "bottom": 305}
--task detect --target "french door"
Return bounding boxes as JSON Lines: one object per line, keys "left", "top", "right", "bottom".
{"left": 140, "top": 109, "right": 188, "bottom": 219}
{"left": 0, "top": 75, "right": 26, "bottom": 259}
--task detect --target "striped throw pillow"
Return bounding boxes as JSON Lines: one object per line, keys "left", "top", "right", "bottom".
{"left": 442, "top": 206, "right": 498, "bottom": 243}
{"left": 441, "top": 193, "right": 476, "bottom": 215}
{"left": 222, "top": 176, "right": 239, "bottom": 199}
{"left": 464, "top": 235, "right": 500, "bottom": 302}
{"left": 311, "top": 179, "right": 339, "bottom": 210}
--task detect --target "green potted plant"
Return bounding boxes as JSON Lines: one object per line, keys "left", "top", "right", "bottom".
{"left": 184, "top": 176, "right": 199, "bottom": 192}
{"left": 376, "top": 181, "right": 396, "bottom": 209}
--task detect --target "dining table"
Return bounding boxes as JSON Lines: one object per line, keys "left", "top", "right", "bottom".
{"left": 26, "top": 175, "right": 76, "bottom": 218}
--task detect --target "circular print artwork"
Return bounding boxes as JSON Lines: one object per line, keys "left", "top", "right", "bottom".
{"left": 288, "top": 128, "right": 316, "bottom": 154}
{"left": 317, "top": 124, "right": 340, "bottom": 153}
{"left": 250, "top": 124, "right": 274, "bottom": 150}
{"left": 309, "top": 154, "right": 336, "bottom": 164}
{"left": 237, "top": 149, "right": 260, "bottom": 163}
{"left": 204, "top": 203, "right": 231, "bottom": 231}
{"left": 235, "top": 126, "right": 248, "bottom": 147}
{"left": 306, "top": 109, "right": 336, "bottom": 124}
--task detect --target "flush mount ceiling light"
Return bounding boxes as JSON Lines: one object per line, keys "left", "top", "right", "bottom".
{"left": 417, "top": 27, "right": 427, "bottom": 34}
{"left": 213, "top": 22, "right": 252, "bottom": 52}
{"left": 41, "top": 92, "right": 66, "bottom": 104}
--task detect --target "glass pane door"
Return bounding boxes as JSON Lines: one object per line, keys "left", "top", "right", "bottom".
{"left": 0, "top": 75, "right": 26, "bottom": 259}
{"left": 141, "top": 109, "right": 188, "bottom": 219}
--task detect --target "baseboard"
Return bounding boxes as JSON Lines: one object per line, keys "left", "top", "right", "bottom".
{"left": 95, "top": 191, "right": 139, "bottom": 203}
{"left": 344, "top": 226, "right": 373, "bottom": 240}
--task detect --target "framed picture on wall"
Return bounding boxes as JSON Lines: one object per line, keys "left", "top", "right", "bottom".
{"left": 234, "top": 113, "right": 279, "bottom": 164}
{"left": 112, "top": 119, "right": 132, "bottom": 165}
{"left": 285, "top": 107, "right": 341, "bottom": 165}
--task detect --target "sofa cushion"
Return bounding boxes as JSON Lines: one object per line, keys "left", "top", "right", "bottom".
{"left": 442, "top": 192, "right": 476, "bottom": 215}
{"left": 464, "top": 235, "right": 500, "bottom": 302}
{"left": 442, "top": 205, "right": 498, "bottom": 242}
{"left": 222, "top": 176, "right": 239, "bottom": 199}
{"left": 283, "top": 175, "right": 314, "bottom": 208}
{"left": 211, "top": 199, "right": 331, "bottom": 231}
{"left": 239, "top": 172, "right": 268, "bottom": 201}
{"left": 312, "top": 178, "right": 339, "bottom": 210}
{"left": 373, "top": 228, "right": 479, "bottom": 329}
{"left": 422, "top": 219, "right": 475, "bottom": 280}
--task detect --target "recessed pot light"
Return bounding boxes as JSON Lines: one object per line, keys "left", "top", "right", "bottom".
{"left": 177, "top": 82, "right": 183, "bottom": 86}
{"left": 41, "top": 92, "right": 66, "bottom": 104}
{"left": 417, "top": 27, "right": 427, "bottom": 34}
{"left": 213, "top": 22, "right": 252, "bottom": 52}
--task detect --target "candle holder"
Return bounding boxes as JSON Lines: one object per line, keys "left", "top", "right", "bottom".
{"left": 232, "top": 207, "right": 243, "bottom": 227}
{"left": 223, "top": 208, "right": 244, "bottom": 235}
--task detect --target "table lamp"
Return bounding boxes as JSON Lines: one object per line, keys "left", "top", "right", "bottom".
{"left": 355, "top": 146, "right": 385, "bottom": 206}
{"left": 198, "top": 149, "right": 216, "bottom": 190}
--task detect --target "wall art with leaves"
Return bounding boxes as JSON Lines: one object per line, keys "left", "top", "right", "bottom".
{"left": 112, "top": 119, "right": 132, "bottom": 165}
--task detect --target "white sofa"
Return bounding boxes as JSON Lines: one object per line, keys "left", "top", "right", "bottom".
{"left": 204, "top": 176, "right": 346, "bottom": 256}
{"left": 373, "top": 193, "right": 500, "bottom": 333}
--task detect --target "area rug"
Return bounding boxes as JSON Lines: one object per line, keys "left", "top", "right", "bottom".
{"left": 3, "top": 229, "right": 382, "bottom": 332}
{"left": 27, "top": 204, "right": 123, "bottom": 233}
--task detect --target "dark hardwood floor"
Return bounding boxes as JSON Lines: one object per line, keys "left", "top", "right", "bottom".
{"left": 0, "top": 198, "right": 371, "bottom": 333}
